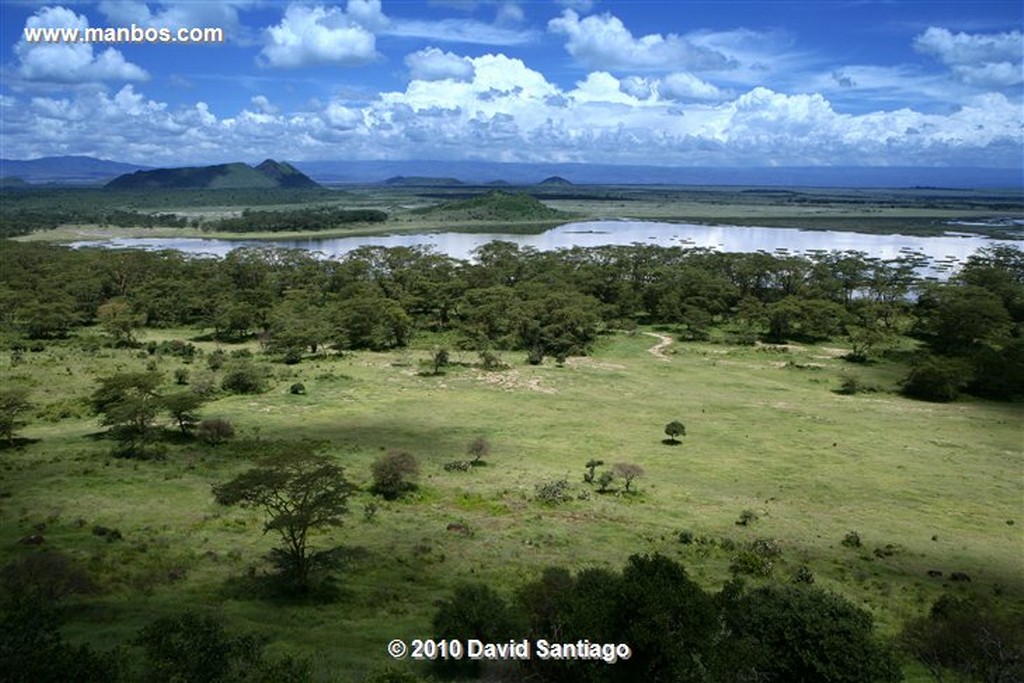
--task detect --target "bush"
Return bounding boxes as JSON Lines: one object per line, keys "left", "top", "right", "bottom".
{"left": 534, "top": 478, "right": 572, "bottom": 505}
{"left": 0, "top": 551, "right": 95, "bottom": 601}
{"left": 718, "top": 584, "right": 902, "bottom": 682}
{"left": 135, "top": 611, "right": 312, "bottom": 683}
{"left": 289, "top": 382, "right": 306, "bottom": 395}
{"left": 174, "top": 368, "right": 190, "bottom": 385}
{"left": 842, "top": 530, "right": 862, "bottom": 548}
{"left": 197, "top": 418, "right": 235, "bottom": 445}
{"left": 443, "top": 460, "right": 471, "bottom": 472}
{"left": 221, "top": 362, "right": 267, "bottom": 394}
{"left": 902, "top": 355, "right": 972, "bottom": 402}
{"left": 736, "top": 509, "right": 758, "bottom": 526}
{"left": 901, "top": 595, "right": 1024, "bottom": 683}
{"left": 370, "top": 450, "right": 419, "bottom": 500}
{"left": 432, "top": 583, "right": 521, "bottom": 678}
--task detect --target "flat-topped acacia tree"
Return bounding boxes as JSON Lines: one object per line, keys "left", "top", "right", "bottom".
{"left": 212, "top": 442, "right": 357, "bottom": 592}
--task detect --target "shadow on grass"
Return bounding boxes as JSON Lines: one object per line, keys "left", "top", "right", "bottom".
{"left": 219, "top": 546, "right": 371, "bottom": 605}
{"left": 0, "top": 437, "right": 41, "bottom": 450}
{"left": 661, "top": 439, "right": 682, "bottom": 446}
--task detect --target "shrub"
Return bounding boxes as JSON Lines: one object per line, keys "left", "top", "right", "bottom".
{"left": 289, "top": 382, "right": 306, "bottom": 395}
{"left": 901, "top": 595, "right": 1024, "bottom": 683}
{"left": 443, "top": 460, "right": 471, "bottom": 472}
{"left": 221, "top": 362, "right": 267, "bottom": 394}
{"left": 718, "top": 584, "right": 902, "bottom": 682}
{"left": 902, "top": 355, "right": 972, "bottom": 402}
{"left": 534, "top": 478, "right": 572, "bottom": 505}
{"left": 792, "top": 565, "right": 815, "bottom": 584}
{"left": 197, "top": 418, "right": 235, "bottom": 445}
{"left": 207, "top": 349, "right": 226, "bottom": 371}
{"left": 678, "top": 530, "right": 695, "bottom": 545}
{"left": 736, "top": 509, "right": 758, "bottom": 526}
{"left": 371, "top": 450, "right": 420, "bottom": 500}
{"left": 842, "top": 530, "right": 862, "bottom": 548}
{"left": 173, "top": 368, "right": 189, "bottom": 385}
{"left": 596, "top": 469, "right": 616, "bottom": 493}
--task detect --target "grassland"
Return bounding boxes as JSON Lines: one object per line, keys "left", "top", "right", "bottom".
{"left": 10, "top": 184, "right": 1023, "bottom": 243}
{"left": 1, "top": 326, "right": 1021, "bottom": 680}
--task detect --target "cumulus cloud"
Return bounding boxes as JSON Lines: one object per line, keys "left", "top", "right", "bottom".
{"left": 251, "top": 95, "right": 278, "bottom": 114}
{"left": 259, "top": 2, "right": 386, "bottom": 68}
{"left": 914, "top": 27, "right": 1023, "bottom": 87}
{"left": 660, "top": 72, "right": 725, "bottom": 101}
{"left": 98, "top": 0, "right": 255, "bottom": 40}
{"left": 405, "top": 47, "right": 475, "bottom": 81}
{"left": 548, "top": 9, "right": 736, "bottom": 72}
{"left": 14, "top": 6, "right": 148, "bottom": 83}
{"left": 3, "top": 53, "right": 1021, "bottom": 168}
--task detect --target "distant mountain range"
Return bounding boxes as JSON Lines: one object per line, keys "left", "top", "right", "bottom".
{"left": 105, "top": 159, "right": 320, "bottom": 190}
{"left": 0, "top": 155, "right": 149, "bottom": 184}
{"left": 1, "top": 155, "right": 1020, "bottom": 189}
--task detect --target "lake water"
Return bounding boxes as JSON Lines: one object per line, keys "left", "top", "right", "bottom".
{"left": 70, "top": 220, "right": 1016, "bottom": 273}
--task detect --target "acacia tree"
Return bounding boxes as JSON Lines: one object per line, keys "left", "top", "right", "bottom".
{"left": 466, "top": 436, "right": 490, "bottom": 465}
{"left": 614, "top": 463, "right": 645, "bottom": 493}
{"left": 664, "top": 420, "right": 686, "bottom": 445}
{"left": 90, "top": 371, "right": 163, "bottom": 458}
{"left": 212, "top": 444, "right": 357, "bottom": 591}
{"left": 0, "top": 388, "right": 31, "bottom": 446}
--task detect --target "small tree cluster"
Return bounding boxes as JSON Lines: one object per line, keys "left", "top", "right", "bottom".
{"left": 534, "top": 478, "right": 572, "bottom": 505}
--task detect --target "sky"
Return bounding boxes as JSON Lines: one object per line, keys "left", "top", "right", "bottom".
{"left": 0, "top": 0, "right": 1021, "bottom": 168}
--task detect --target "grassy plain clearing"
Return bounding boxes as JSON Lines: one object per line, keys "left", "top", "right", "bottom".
{"left": 1, "top": 326, "right": 1021, "bottom": 680}
{"left": 13, "top": 184, "right": 1023, "bottom": 243}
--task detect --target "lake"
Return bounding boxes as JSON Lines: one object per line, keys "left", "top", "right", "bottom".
{"left": 70, "top": 220, "right": 1015, "bottom": 274}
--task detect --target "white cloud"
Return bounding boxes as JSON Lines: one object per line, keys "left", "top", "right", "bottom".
{"left": 660, "top": 72, "right": 725, "bottom": 101}
{"left": 495, "top": 2, "right": 524, "bottom": 26}
{"left": 386, "top": 18, "right": 536, "bottom": 45}
{"left": 251, "top": 95, "right": 278, "bottom": 114}
{"left": 548, "top": 9, "right": 736, "bottom": 72}
{"left": 914, "top": 27, "right": 1023, "bottom": 87}
{"left": 259, "top": 2, "right": 384, "bottom": 68}
{"left": 405, "top": 47, "right": 475, "bottom": 81}
{"left": 3, "top": 54, "right": 1021, "bottom": 168}
{"left": 14, "top": 6, "right": 148, "bottom": 83}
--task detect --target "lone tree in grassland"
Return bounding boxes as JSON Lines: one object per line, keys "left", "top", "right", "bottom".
{"left": 163, "top": 391, "right": 204, "bottom": 435}
{"left": 212, "top": 443, "right": 357, "bottom": 592}
{"left": 0, "top": 388, "right": 31, "bottom": 446}
{"left": 467, "top": 436, "right": 490, "bottom": 465}
{"left": 614, "top": 463, "right": 645, "bottom": 493}
{"left": 664, "top": 420, "right": 686, "bottom": 445}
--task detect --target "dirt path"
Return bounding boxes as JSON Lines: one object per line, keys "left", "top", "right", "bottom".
{"left": 644, "top": 332, "right": 673, "bottom": 361}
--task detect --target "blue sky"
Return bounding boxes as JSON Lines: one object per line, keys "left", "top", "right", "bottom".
{"left": 1, "top": 0, "right": 1021, "bottom": 167}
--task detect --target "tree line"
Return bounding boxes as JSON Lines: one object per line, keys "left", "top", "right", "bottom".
{"left": 1, "top": 240, "right": 1021, "bottom": 400}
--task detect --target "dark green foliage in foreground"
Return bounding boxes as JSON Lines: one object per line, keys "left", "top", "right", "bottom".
{"left": 212, "top": 443, "right": 358, "bottom": 592}
{"left": 717, "top": 582, "right": 902, "bottom": 683}
{"left": 431, "top": 583, "right": 523, "bottom": 678}
{"left": 0, "top": 591, "right": 123, "bottom": 683}
{"left": 135, "top": 611, "right": 311, "bottom": 683}
{"left": 901, "top": 595, "right": 1024, "bottom": 683}
{"left": 432, "top": 553, "right": 901, "bottom": 683}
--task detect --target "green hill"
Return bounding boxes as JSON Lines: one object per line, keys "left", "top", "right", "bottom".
{"left": 106, "top": 159, "right": 320, "bottom": 190}
{"left": 414, "top": 190, "right": 568, "bottom": 221}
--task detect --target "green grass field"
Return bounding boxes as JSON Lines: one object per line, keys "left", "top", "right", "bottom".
{"left": 1, "top": 327, "right": 1021, "bottom": 681}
